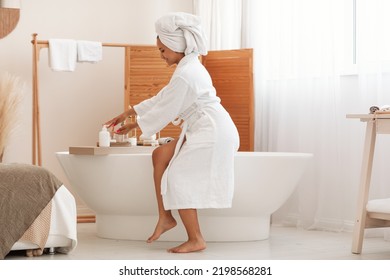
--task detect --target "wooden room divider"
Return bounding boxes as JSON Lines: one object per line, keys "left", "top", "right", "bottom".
{"left": 125, "top": 46, "right": 254, "bottom": 151}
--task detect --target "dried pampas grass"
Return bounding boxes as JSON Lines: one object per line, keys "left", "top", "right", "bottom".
{"left": 0, "top": 72, "right": 23, "bottom": 162}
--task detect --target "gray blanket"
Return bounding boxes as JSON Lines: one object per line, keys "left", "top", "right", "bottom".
{"left": 0, "top": 163, "right": 62, "bottom": 259}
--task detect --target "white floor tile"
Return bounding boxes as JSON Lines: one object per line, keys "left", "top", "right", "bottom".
{"left": 5, "top": 223, "right": 390, "bottom": 260}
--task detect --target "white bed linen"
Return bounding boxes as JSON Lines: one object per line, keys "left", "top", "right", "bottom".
{"left": 10, "top": 185, "right": 77, "bottom": 253}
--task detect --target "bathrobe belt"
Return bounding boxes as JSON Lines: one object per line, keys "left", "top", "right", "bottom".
{"left": 160, "top": 102, "right": 212, "bottom": 196}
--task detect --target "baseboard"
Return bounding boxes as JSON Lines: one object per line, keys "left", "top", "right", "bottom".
{"left": 273, "top": 213, "right": 355, "bottom": 232}
{"left": 77, "top": 215, "right": 96, "bottom": 223}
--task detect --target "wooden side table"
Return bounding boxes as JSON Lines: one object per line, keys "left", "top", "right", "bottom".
{"left": 347, "top": 113, "right": 390, "bottom": 254}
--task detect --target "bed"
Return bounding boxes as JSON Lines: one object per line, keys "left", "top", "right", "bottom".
{"left": 0, "top": 163, "right": 77, "bottom": 259}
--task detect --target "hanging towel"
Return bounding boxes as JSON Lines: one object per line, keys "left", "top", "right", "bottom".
{"left": 77, "top": 40, "right": 103, "bottom": 63}
{"left": 48, "top": 39, "right": 78, "bottom": 72}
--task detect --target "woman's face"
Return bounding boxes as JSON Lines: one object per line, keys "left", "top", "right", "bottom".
{"left": 156, "top": 38, "right": 184, "bottom": 66}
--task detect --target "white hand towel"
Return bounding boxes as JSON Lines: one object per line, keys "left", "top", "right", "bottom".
{"left": 48, "top": 39, "right": 77, "bottom": 72}
{"left": 77, "top": 40, "right": 103, "bottom": 63}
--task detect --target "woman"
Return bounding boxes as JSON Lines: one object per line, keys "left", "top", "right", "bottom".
{"left": 105, "top": 12, "right": 239, "bottom": 253}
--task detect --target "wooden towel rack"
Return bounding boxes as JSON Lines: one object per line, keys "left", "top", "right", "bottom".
{"left": 31, "top": 33, "right": 133, "bottom": 166}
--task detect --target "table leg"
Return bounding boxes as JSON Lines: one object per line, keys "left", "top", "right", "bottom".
{"left": 351, "top": 119, "right": 376, "bottom": 254}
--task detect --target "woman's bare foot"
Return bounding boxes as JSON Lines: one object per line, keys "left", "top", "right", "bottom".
{"left": 167, "top": 238, "right": 206, "bottom": 253}
{"left": 147, "top": 216, "right": 177, "bottom": 243}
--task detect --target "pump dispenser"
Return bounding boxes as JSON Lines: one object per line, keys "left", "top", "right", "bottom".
{"left": 99, "top": 125, "right": 110, "bottom": 147}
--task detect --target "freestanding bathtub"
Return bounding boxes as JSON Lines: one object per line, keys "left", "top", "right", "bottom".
{"left": 56, "top": 148, "right": 312, "bottom": 242}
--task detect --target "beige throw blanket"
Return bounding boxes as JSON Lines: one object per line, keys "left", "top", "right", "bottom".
{"left": 19, "top": 200, "right": 52, "bottom": 251}
{"left": 0, "top": 163, "right": 62, "bottom": 259}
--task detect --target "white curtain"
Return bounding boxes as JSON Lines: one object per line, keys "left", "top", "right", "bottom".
{"left": 194, "top": 0, "right": 390, "bottom": 233}
{"left": 193, "top": 0, "right": 243, "bottom": 50}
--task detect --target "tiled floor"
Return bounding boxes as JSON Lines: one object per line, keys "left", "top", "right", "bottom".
{"left": 5, "top": 223, "right": 390, "bottom": 260}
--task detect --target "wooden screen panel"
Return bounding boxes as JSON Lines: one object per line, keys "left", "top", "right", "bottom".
{"left": 201, "top": 49, "right": 254, "bottom": 151}
{"left": 124, "top": 46, "right": 254, "bottom": 150}
{"left": 124, "top": 46, "right": 181, "bottom": 139}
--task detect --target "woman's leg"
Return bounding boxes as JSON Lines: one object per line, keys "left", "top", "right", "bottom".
{"left": 168, "top": 209, "right": 206, "bottom": 253}
{"left": 147, "top": 139, "right": 179, "bottom": 243}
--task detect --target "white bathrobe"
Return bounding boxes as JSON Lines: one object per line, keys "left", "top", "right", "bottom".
{"left": 133, "top": 53, "right": 240, "bottom": 210}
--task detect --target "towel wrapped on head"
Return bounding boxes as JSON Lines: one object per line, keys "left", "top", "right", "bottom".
{"left": 155, "top": 12, "right": 208, "bottom": 56}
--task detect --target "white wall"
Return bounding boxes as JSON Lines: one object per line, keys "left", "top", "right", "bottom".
{"left": 0, "top": 0, "right": 193, "bottom": 213}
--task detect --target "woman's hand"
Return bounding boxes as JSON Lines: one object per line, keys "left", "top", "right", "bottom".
{"left": 104, "top": 112, "right": 128, "bottom": 129}
{"left": 115, "top": 121, "right": 138, "bottom": 135}
{"left": 104, "top": 107, "right": 136, "bottom": 129}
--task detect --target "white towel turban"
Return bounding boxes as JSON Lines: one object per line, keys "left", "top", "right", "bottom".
{"left": 155, "top": 12, "right": 208, "bottom": 56}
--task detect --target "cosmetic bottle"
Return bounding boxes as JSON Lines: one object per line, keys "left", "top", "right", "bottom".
{"left": 99, "top": 125, "right": 110, "bottom": 147}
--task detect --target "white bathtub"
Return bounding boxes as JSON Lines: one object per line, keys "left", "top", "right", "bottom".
{"left": 56, "top": 148, "right": 312, "bottom": 242}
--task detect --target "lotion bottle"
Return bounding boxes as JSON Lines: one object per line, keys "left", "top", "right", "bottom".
{"left": 99, "top": 125, "right": 110, "bottom": 147}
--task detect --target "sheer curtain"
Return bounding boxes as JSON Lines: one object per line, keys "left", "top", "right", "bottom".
{"left": 194, "top": 0, "right": 390, "bottom": 233}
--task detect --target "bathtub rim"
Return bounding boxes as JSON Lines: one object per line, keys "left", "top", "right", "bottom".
{"left": 56, "top": 151, "right": 313, "bottom": 157}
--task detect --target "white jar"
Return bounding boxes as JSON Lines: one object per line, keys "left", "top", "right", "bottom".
{"left": 139, "top": 133, "right": 156, "bottom": 141}
{"left": 99, "top": 125, "right": 110, "bottom": 147}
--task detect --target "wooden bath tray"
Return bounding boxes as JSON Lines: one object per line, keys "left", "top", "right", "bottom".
{"left": 69, "top": 146, "right": 156, "bottom": 155}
